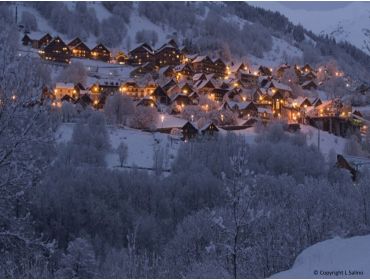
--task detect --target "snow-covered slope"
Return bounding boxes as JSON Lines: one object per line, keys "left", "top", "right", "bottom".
{"left": 249, "top": 1, "right": 370, "bottom": 55}
{"left": 14, "top": 2, "right": 304, "bottom": 64}
{"left": 55, "top": 123, "right": 179, "bottom": 171}
{"left": 272, "top": 235, "right": 370, "bottom": 278}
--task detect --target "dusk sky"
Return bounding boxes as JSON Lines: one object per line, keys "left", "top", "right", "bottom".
{"left": 279, "top": 1, "right": 353, "bottom": 11}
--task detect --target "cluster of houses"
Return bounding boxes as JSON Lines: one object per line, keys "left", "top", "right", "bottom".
{"left": 23, "top": 31, "right": 364, "bottom": 138}
{"left": 44, "top": 53, "right": 367, "bottom": 138}
{"left": 21, "top": 32, "right": 187, "bottom": 67}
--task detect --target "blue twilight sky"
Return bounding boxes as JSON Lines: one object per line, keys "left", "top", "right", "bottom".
{"left": 278, "top": 1, "right": 354, "bottom": 11}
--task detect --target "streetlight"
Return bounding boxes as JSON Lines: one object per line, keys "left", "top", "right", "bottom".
{"left": 191, "top": 114, "right": 194, "bottom": 122}
{"left": 221, "top": 114, "right": 224, "bottom": 123}
{"left": 161, "top": 114, "right": 165, "bottom": 128}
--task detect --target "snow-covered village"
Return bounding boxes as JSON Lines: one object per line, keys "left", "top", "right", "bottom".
{"left": 2, "top": 1, "right": 370, "bottom": 279}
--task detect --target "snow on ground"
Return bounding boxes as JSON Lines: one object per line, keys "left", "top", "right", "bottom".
{"left": 249, "top": 36, "right": 303, "bottom": 67}
{"left": 15, "top": 4, "right": 59, "bottom": 36}
{"left": 227, "top": 126, "right": 258, "bottom": 145}
{"left": 301, "top": 124, "right": 346, "bottom": 158}
{"left": 248, "top": 1, "right": 370, "bottom": 56}
{"left": 86, "top": 2, "right": 112, "bottom": 23}
{"left": 55, "top": 122, "right": 346, "bottom": 173}
{"left": 272, "top": 235, "right": 370, "bottom": 279}
{"left": 55, "top": 123, "right": 180, "bottom": 171}
{"left": 123, "top": 6, "right": 177, "bottom": 51}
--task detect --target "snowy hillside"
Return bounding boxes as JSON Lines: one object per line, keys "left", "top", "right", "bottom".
{"left": 249, "top": 1, "right": 370, "bottom": 56}
{"left": 13, "top": 1, "right": 303, "bottom": 65}
{"left": 272, "top": 235, "right": 370, "bottom": 278}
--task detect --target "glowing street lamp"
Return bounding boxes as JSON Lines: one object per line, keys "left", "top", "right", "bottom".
{"left": 161, "top": 114, "right": 165, "bottom": 128}
{"left": 221, "top": 114, "right": 224, "bottom": 123}
{"left": 191, "top": 114, "right": 194, "bottom": 122}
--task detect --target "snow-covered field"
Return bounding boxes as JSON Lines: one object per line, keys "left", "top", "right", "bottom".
{"left": 272, "top": 235, "right": 370, "bottom": 278}
{"left": 55, "top": 123, "right": 180, "bottom": 171}
{"left": 301, "top": 124, "right": 346, "bottom": 158}
{"left": 55, "top": 122, "right": 346, "bottom": 173}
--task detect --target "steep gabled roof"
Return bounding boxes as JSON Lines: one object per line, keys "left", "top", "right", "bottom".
{"left": 129, "top": 42, "right": 154, "bottom": 54}
{"left": 270, "top": 80, "right": 292, "bottom": 92}
{"left": 91, "top": 43, "right": 110, "bottom": 53}
{"left": 192, "top": 55, "right": 213, "bottom": 64}
{"left": 68, "top": 37, "right": 83, "bottom": 48}
{"left": 44, "top": 36, "right": 69, "bottom": 51}
{"left": 151, "top": 86, "right": 168, "bottom": 97}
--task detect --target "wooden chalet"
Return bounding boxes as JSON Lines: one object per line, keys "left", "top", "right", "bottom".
{"left": 159, "top": 66, "right": 175, "bottom": 78}
{"left": 213, "top": 58, "right": 227, "bottom": 78}
{"left": 211, "top": 88, "right": 229, "bottom": 102}
{"left": 22, "top": 33, "right": 52, "bottom": 49}
{"left": 115, "top": 51, "right": 128, "bottom": 64}
{"left": 268, "top": 89, "right": 285, "bottom": 116}
{"left": 162, "top": 79, "right": 177, "bottom": 91}
{"left": 89, "top": 83, "right": 101, "bottom": 100}
{"left": 120, "top": 81, "right": 141, "bottom": 98}
{"left": 128, "top": 43, "right": 154, "bottom": 65}
{"left": 193, "top": 73, "right": 208, "bottom": 83}
{"left": 238, "top": 71, "right": 259, "bottom": 87}
{"left": 200, "top": 122, "right": 219, "bottom": 136}
{"left": 91, "top": 43, "right": 111, "bottom": 62}
{"left": 302, "top": 64, "right": 314, "bottom": 73}
{"left": 151, "top": 86, "right": 170, "bottom": 105}
{"left": 192, "top": 56, "right": 215, "bottom": 74}
{"left": 188, "top": 91, "right": 200, "bottom": 104}
{"left": 68, "top": 37, "right": 91, "bottom": 58}
{"left": 179, "top": 82, "right": 193, "bottom": 95}
{"left": 61, "top": 94, "right": 75, "bottom": 103}
{"left": 174, "top": 64, "right": 194, "bottom": 78}
{"left": 154, "top": 39, "right": 181, "bottom": 66}
{"left": 130, "top": 62, "right": 157, "bottom": 78}
{"left": 269, "top": 80, "right": 293, "bottom": 98}
{"left": 223, "top": 101, "right": 258, "bottom": 118}
{"left": 301, "top": 80, "right": 318, "bottom": 90}
{"left": 257, "top": 107, "right": 273, "bottom": 120}
{"left": 182, "top": 122, "right": 199, "bottom": 140}
{"left": 71, "top": 42, "right": 91, "bottom": 59}
{"left": 276, "top": 64, "right": 290, "bottom": 78}
{"left": 75, "top": 94, "right": 93, "bottom": 108}
{"left": 155, "top": 116, "right": 198, "bottom": 140}
{"left": 230, "top": 62, "right": 248, "bottom": 74}
{"left": 196, "top": 79, "right": 216, "bottom": 94}
{"left": 258, "top": 66, "right": 272, "bottom": 76}
{"left": 136, "top": 96, "right": 157, "bottom": 108}
{"left": 253, "top": 88, "right": 271, "bottom": 105}
{"left": 293, "top": 96, "right": 312, "bottom": 109}
{"left": 40, "top": 36, "right": 71, "bottom": 63}
{"left": 21, "top": 34, "right": 32, "bottom": 46}
{"left": 171, "top": 93, "right": 192, "bottom": 106}
{"left": 99, "top": 80, "right": 120, "bottom": 94}
{"left": 300, "top": 71, "right": 317, "bottom": 83}
{"left": 67, "top": 37, "right": 83, "bottom": 49}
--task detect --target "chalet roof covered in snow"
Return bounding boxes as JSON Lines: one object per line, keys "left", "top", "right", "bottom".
{"left": 156, "top": 115, "right": 188, "bottom": 129}
{"left": 56, "top": 82, "right": 74, "bottom": 89}
{"left": 270, "top": 80, "right": 292, "bottom": 92}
